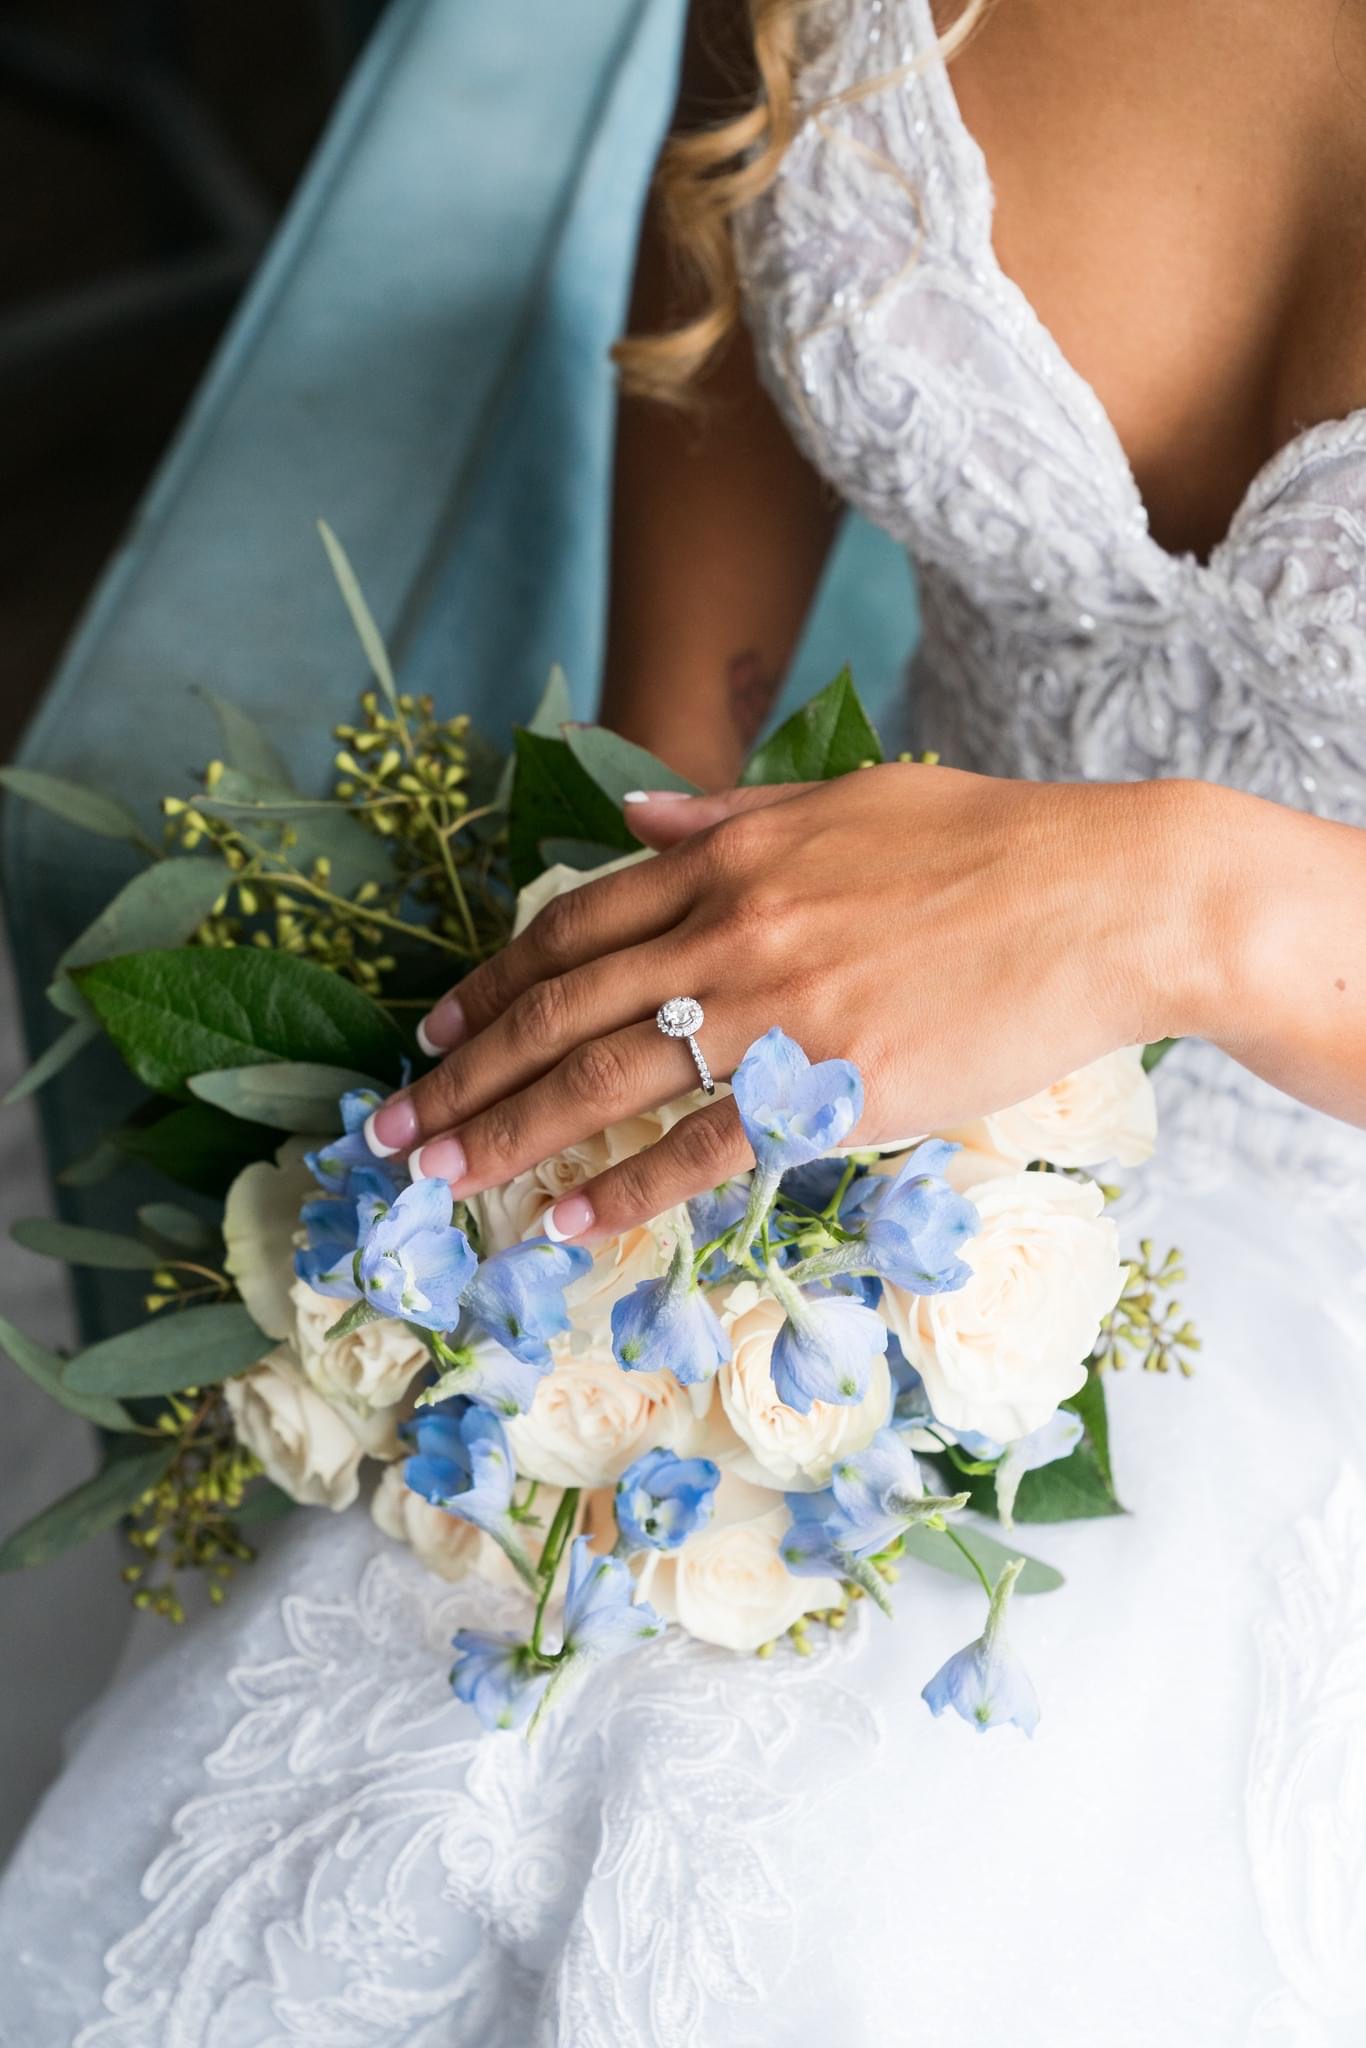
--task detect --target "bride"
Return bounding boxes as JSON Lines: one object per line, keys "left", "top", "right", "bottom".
{"left": 4, "top": 1, "right": 1365, "bottom": 2041}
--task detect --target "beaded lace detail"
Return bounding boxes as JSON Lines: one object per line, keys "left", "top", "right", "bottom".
{"left": 732, "top": 0, "right": 1366, "bottom": 1203}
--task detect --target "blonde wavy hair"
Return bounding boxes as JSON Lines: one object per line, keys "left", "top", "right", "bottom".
{"left": 613, "top": 0, "right": 992, "bottom": 405}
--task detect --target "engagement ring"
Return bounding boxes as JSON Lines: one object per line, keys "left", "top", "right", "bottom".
{"left": 655, "top": 996, "right": 714, "bottom": 1095}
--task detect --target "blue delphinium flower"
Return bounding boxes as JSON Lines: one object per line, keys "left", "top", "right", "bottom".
{"left": 293, "top": 1164, "right": 398, "bottom": 1299}
{"left": 305, "top": 1086, "right": 404, "bottom": 1198}
{"left": 403, "top": 1398, "right": 535, "bottom": 1585}
{"left": 846, "top": 1141, "right": 978, "bottom": 1294}
{"left": 357, "top": 1177, "right": 477, "bottom": 1329}
{"left": 419, "top": 1334, "right": 552, "bottom": 1418}
{"left": 770, "top": 1289, "right": 888, "bottom": 1413}
{"left": 993, "top": 1408, "right": 1085, "bottom": 1529}
{"left": 780, "top": 1427, "right": 966, "bottom": 1614}
{"left": 731, "top": 1027, "right": 864, "bottom": 1176}
{"left": 560, "top": 1534, "right": 665, "bottom": 1658}
{"left": 615, "top": 1447, "right": 721, "bottom": 1552}
{"left": 887, "top": 1340, "right": 936, "bottom": 1432}
{"left": 611, "top": 1242, "right": 730, "bottom": 1386}
{"left": 461, "top": 1238, "right": 592, "bottom": 1365}
{"left": 921, "top": 1557, "right": 1040, "bottom": 1736}
{"left": 450, "top": 1630, "right": 551, "bottom": 1732}
{"left": 688, "top": 1177, "right": 751, "bottom": 1281}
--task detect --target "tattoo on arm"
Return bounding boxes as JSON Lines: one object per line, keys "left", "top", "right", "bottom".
{"left": 726, "top": 648, "right": 781, "bottom": 748}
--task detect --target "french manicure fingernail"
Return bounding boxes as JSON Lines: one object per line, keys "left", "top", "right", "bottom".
{"left": 409, "top": 1136, "right": 467, "bottom": 1186}
{"left": 623, "top": 789, "right": 692, "bottom": 805}
{"left": 544, "top": 1193, "right": 595, "bottom": 1242}
{"left": 365, "top": 1096, "right": 420, "bottom": 1158}
{"left": 416, "top": 995, "right": 466, "bottom": 1058}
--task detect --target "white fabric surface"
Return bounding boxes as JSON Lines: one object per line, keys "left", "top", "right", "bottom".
{"left": 4, "top": 0, "right": 1366, "bottom": 2039}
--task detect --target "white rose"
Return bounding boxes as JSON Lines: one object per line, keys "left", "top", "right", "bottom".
{"left": 290, "top": 1275, "right": 427, "bottom": 1454}
{"left": 882, "top": 1171, "right": 1124, "bottom": 1442}
{"left": 505, "top": 1343, "right": 713, "bottom": 1488}
{"left": 370, "top": 1462, "right": 532, "bottom": 1589}
{"left": 642, "top": 1475, "right": 843, "bottom": 1651}
{"left": 940, "top": 1048, "right": 1157, "bottom": 1180}
{"left": 223, "top": 1137, "right": 316, "bottom": 1340}
{"left": 711, "top": 1281, "right": 891, "bottom": 1491}
{"left": 224, "top": 1344, "right": 363, "bottom": 1510}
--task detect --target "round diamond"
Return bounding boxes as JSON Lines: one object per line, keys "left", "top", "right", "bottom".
{"left": 657, "top": 996, "right": 704, "bottom": 1038}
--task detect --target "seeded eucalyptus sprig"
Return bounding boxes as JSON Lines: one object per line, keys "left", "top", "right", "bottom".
{"left": 121, "top": 1389, "right": 264, "bottom": 1623}
{"left": 1093, "top": 1239, "right": 1200, "bottom": 1375}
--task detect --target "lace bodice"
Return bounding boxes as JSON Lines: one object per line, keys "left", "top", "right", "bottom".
{"left": 732, "top": 0, "right": 1366, "bottom": 1202}
{"left": 734, "top": 0, "right": 1366, "bottom": 824}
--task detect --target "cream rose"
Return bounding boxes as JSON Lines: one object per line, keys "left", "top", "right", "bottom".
{"left": 712, "top": 1281, "right": 891, "bottom": 1491}
{"left": 940, "top": 1047, "right": 1157, "bottom": 1181}
{"left": 223, "top": 1138, "right": 316, "bottom": 1339}
{"left": 505, "top": 1344, "right": 712, "bottom": 1488}
{"left": 642, "top": 1475, "right": 843, "bottom": 1651}
{"left": 512, "top": 849, "right": 653, "bottom": 938}
{"left": 224, "top": 1344, "right": 363, "bottom": 1509}
{"left": 882, "top": 1171, "right": 1124, "bottom": 1442}
{"left": 290, "top": 1275, "right": 427, "bottom": 1454}
{"left": 370, "top": 1461, "right": 533, "bottom": 1588}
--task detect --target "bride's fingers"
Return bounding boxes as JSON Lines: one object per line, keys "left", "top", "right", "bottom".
{"left": 383, "top": 936, "right": 702, "bottom": 1154}
{"left": 405, "top": 1019, "right": 737, "bottom": 1199}
{"left": 541, "top": 1098, "right": 753, "bottom": 1244}
{"left": 416, "top": 844, "right": 697, "bottom": 1057}
{"left": 621, "top": 781, "right": 816, "bottom": 852}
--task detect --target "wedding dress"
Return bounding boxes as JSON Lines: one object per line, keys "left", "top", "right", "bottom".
{"left": 4, "top": 1, "right": 1365, "bottom": 2041}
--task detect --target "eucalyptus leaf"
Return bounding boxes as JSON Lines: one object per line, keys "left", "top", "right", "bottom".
{"left": 195, "top": 687, "right": 295, "bottom": 788}
{"left": 45, "top": 975, "right": 90, "bottom": 1020}
{"left": 563, "top": 725, "right": 699, "bottom": 805}
{"left": 56, "top": 1136, "right": 126, "bottom": 1188}
{"left": 188, "top": 1061, "right": 379, "bottom": 1133}
{"left": 0, "top": 1444, "right": 175, "bottom": 1573}
{"left": 64, "top": 1302, "right": 269, "bottom": 1399}
{"left": 0, "top": 766, "right": 147, "bottom": 844}
{"left": 74, "top": 947, "right": 404, "bottom": 1097}
{"left": 317, "top": 519, "right": 401, "bottom": 716}
{"left": 2, "top": 1016, "right": 99, "bottom": 1107}
{"left": 196, "top": 767, "right": 383, "bottom": 898}
{"left": 742, "top": 667, "right": 884, "bottom": 784}
{"left": 137, "top": 1202, "right": 216, "bottom": 1253}
{"left": 54, "top": 860, "right": 231, "bottom": 993}
{"left": 0, "top": 1312, "right": 132, "bottom": 1431}
{"left": 900, "top": 1520, "right": 1064, "bottom": 1596}
{"left": 11, "top": 1218, "right": 162, "bottom": 1271}
{"left": 508, "top": 732, "right": 636, "bottom": 889}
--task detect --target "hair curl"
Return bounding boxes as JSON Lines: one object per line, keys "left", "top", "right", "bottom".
{"left": 613, "top": 0, "right": 992, "bottom": 406}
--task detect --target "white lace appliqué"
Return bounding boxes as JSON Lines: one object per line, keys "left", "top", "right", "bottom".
{"left": 1246, "top": 1466, "right": 1366, "bottom": 2046}
{"left": 76, "top": 1548, "right": 879, "bottom": 2048}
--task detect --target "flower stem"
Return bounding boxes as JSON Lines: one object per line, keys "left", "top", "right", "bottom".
{"left": 939, "top": 1522, "right": 995, "bottom": 1601}
{"left": 728, "top": 1168, "right": 780, "bottom": 1268}
{"left": 822, "top": 1158, "right": 860, "bottom": 1222}
{"left": 529, "top": 1486, "right": 581, "bottom": 1661}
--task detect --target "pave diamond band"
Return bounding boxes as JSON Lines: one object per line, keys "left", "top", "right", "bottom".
{"left": 655, "top": 996, "right": 714, "bottom": 1095}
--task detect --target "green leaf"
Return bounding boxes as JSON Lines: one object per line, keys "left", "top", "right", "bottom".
{"left": 63, "top": 1302, "right": 269, "bottom": 1399}
{"left": 563, "top": 725, "right": 700, "bottom": 805}
{"left": 317, "top": 519, "right": 401, "bottom": 717}
{"left": 0, "top": 1312, "right": 132, "bottom": 1431}
{"left": 188, "top": 1060, "right": 379, "bottom": 1132}
{"left": 742, "top": 667, "right": 884, "bottom": 784}
{"left": 1142, "top": 1037, "right": 1178, "bottom": 1071}
{"left": 0, "top": 766, "right": 147, "bottom": 844}
{"left": 136, "top": 1202, "right": 215, "bottom": 1252}
{"left": 56, "top": 1136, "right": 126, "bottom": 1187}
{"left": 195, "top": 687, "right": 295, "bottom": 788}
{"left": 55, "top": 860, "right": 231, "bottom": 983}
{"left": 507, "top": 732, "right": 636, "bottom": 889}
{"left": 537, "top": 837, "right": 635, "bottom": 872}
{"left": 1, "top": 1016, "right": 99, "bottom": 1107}
{"left": 113, "top": 1101, "right": 279, "bottom": 1196}
{"left": 493, "top": 668, "right": 571, "bottom": 810}
{"left": 900, "top": 1520, "right": 1064, "bottom": 1596}
{"left": 0, "top": 1444, "right": 175, "bottom": 1572}
{"left": 233, "top": 1479, "right": 299, "bottom": 1524}
{"left": 941, "top": 1370, "right": 1124, "bottom": 1525}
{"left": 74, "top": 948, "right": 405, "bottom": 1097}
{"left": 11, "top": 1219, "right": 162, "bottom": 1270}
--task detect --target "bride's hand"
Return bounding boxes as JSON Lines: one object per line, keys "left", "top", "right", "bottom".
{"left": 363, "top": 764, "right": 1208, "bottom": 1238}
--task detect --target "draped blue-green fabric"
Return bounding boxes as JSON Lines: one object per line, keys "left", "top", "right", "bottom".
{"left": 1, "top": 0, "right": 916, "bottom": 1336}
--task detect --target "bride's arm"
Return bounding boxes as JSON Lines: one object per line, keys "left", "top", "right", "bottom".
{"left": 366, "top": 768, "right": 1366, "bottom": 1236}
{"left": 599, "top": 5, "right": 839, "bottom": 788}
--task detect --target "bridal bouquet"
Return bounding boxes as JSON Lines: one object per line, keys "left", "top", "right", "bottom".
{"left": 0, "top": 529, "right": 1195, "bottom": 1740}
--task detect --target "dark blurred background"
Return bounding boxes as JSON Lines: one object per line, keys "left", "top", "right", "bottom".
{"left": 1, "top": 0, "right": 387, "bottom": 761}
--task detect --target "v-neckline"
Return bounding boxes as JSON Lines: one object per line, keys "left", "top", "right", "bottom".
{"left": 901, "top": 0, "right": 1366, "bottom": 576}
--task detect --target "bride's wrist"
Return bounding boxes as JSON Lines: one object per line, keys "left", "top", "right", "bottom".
{"left": 1135, "top": 777, "right": 1269, "bottom": 1048}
